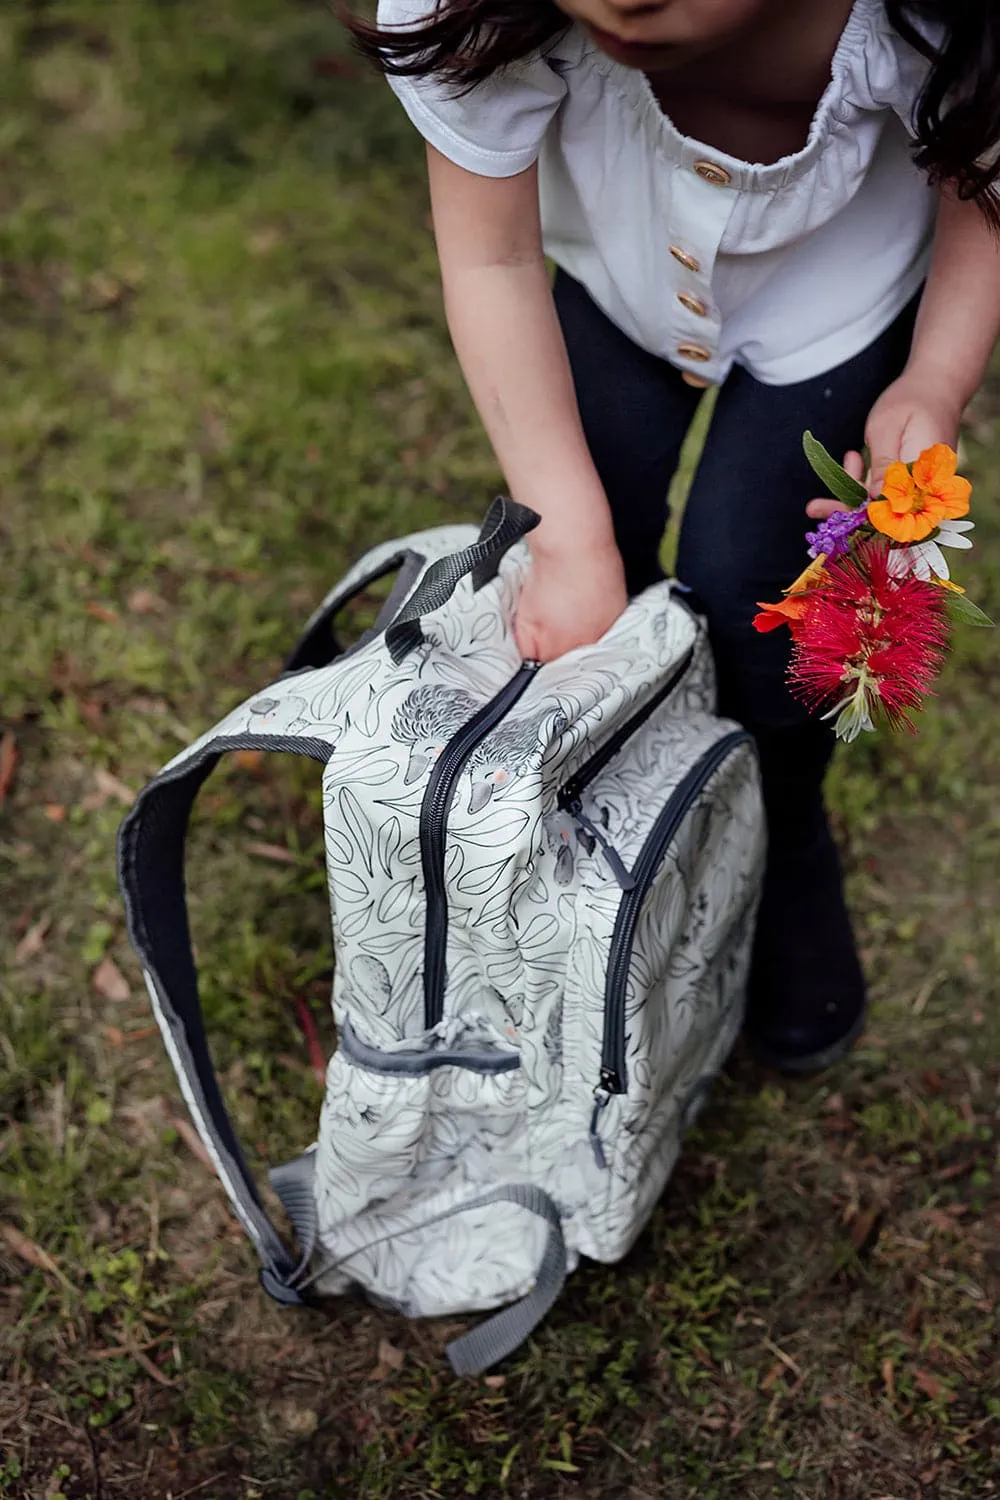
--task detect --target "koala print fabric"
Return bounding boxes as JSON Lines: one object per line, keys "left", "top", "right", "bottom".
{"left": 121, "top": 502, "right": 766, "bottom": 1372}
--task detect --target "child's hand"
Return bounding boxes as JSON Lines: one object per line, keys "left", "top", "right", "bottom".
{"left": 513, "top": 542, "right": 629, "bottom": 663}
{"left": 806, "top": 374, "right": 963, "bottom": 522}
{"left": 862, "top": 372, "right": 962, "bottom": 497}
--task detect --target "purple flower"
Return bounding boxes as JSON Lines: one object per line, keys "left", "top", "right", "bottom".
{"left": 805, "top": 505, "right": 870, "bottom": 560}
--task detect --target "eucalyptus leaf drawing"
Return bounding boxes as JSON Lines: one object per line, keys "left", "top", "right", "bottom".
{"left": 336, "top": 907, "right": 373, "bottom": 940}
{"left": 376, "top": 815, "right": 402, "bottom": 879}
{"left": 328, "top": 866, "right": 370, "bottom": 903}
{"left": 377, "top": 876, "right": 418, "bottom": 926}
{"left": 339, "top": 785, "right": 375, "bottom": 877}
{"left": 455, "top": 854, "right": 514, "bottom": 897}
{"left": 325, "top": 826, "right": 354, "bottom": 868}
{"left": 453, "top": 804, "right": 531, "bottom": 847}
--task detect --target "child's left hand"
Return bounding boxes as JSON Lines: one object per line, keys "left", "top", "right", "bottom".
{"left": 805, "top": 372, "right": 963, "bottom": 521}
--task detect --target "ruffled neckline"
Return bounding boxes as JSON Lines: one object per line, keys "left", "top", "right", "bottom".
{"left": 555, "top": 0, "right": 885, "bottom": 190}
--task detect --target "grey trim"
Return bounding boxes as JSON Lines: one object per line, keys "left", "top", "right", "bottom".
{"left": 283, "top": 549, "right": 428, "bottom": 674}
{"left": 445, "top": 1186, "right": 567, "bottom": 1376}
{"left": 270, "top": 1160, "right": 567, "bottom": 1377}
{"left": 191, "top": 732, "right": 334, "bottom": 767}
{"left": 386, "top": 498, "right": 539, "bottom": 664}
{"left": 270, "top": 1147, "right": 320, "bottom": 1283}
{"left": 339, "top": 1017, "right": 520, "bottom": 1077}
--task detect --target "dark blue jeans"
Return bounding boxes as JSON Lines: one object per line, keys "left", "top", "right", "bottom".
{"left": 554, "top": 269, "right": 922, "bottom": 744}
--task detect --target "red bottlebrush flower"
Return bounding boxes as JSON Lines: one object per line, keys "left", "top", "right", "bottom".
{"left": 788, "top": 537, "right": 949, "bottom": 737}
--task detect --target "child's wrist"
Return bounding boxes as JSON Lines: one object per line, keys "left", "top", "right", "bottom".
{"left": 901, "top": 351, "right": 981, "bottom": 414}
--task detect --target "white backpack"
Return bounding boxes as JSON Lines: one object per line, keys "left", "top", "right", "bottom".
{"left": 119, "top": 498, "right": 766, "bottom": 1375}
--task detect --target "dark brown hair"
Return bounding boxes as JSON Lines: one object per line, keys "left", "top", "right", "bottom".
{"left": 337, "top": 1, "right": 1000, "bottom": 227}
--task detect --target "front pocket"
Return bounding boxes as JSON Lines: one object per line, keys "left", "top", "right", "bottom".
{"left": 597, "top": 730, "right": 752, "bottom": 1095}
{"left": 315, "top": 1052, "right": 431, "bottom": 1229}
{"left": 314, "top": 1030, "right": 526, "bottom": 1232}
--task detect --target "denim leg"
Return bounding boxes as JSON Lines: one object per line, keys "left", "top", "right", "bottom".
{"left": 553, "top": 269, "right": 702, "bottom": 597}
{"left": 675, "top": 294, "right": 922, "bottom": 736}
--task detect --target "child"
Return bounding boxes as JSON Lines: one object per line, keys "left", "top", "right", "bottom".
{"left": 339, "top": 0, "right": 1000, "bottom": 1072}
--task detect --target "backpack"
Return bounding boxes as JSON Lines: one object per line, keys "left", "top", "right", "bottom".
{"left": 118, "top": 498, "right": 766, "bottom": 1376}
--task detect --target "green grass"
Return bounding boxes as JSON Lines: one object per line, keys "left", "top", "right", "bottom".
{"left": 1, "top": 4, "right": 999, "bottom": 1497}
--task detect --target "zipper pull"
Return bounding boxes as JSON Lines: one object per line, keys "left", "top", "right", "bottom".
{"left": 589, "top": 1089, "right": 612, "bottom": 1170}
{"left": 567, "top": 800, "right": 637, "bottom": 891}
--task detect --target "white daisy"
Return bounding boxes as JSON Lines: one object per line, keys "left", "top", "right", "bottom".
{"left": 887, "top": 518, "right": 975, "bottom": 582}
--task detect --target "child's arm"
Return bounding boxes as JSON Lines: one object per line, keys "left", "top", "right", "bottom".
{"left": 863, "top": 191, "right": 1000, "bottom": 494}
{"left": 426, "top": 145, "right": 629, "bottom": 662}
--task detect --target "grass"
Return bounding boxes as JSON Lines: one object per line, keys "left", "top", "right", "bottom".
{"left": 1, "top": 3, "right": 999, "bottom": 1496}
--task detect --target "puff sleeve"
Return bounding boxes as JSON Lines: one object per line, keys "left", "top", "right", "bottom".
{"left": 851, "top": 7, "right": 946, "bottom": 136}
{"left": 376, "top": 0, "right": 568, "bottom": 177}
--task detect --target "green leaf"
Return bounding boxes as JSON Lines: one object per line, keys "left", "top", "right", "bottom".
{"left": 86, "top": 1098, "right": 113, "bottom": 1126}
{"left": 802, "top": 431, "right": 869, "bottom": 507}
{"left": 946, "top": 592, "right": 995, "bottom": 628}
{"left": 81, "top": 920, "right": 113, "bottom": 965}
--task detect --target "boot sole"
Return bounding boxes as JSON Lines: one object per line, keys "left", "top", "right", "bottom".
{"left": 746, "top": 1008, "right": 867, "bottom": 1076}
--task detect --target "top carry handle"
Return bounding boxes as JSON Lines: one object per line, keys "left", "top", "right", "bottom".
{"left": 285, "top": 496, "right": 540, "bottom": 672}
{"left": 117, "top": 498, "right": 539, "bottom": 1308}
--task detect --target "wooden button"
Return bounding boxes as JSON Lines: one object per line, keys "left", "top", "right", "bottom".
{"left": 677, "top": 292, "right": 708, "bottom": 317}
{"left": 669, "top": 245, "right": 700, "bottom": 273}
{"left": 694, "top": 160, "right": 732, "bottom": 186}
{"left": 682, "top": 372, "right": 714, "bottom": 389}
{"left": 677, "top": 342, "right": 712, "bottom": 362}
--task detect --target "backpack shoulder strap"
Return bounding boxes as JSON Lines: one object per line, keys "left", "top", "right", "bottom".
{"left": 117, "top": 724, "right": 334, "bottom": 1303}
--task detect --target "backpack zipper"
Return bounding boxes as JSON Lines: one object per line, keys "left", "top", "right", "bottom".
{"left": 596, "top": 729, "right": 751, "bottom": 1097}
{"left": 557, "top": 647, "right": 694, "bottom": 809}
{"left": 557, "top": 646, "right": 695, "bottom": 890}
{"left": 420, "top": 661, "right": 541, "bottom": 1030}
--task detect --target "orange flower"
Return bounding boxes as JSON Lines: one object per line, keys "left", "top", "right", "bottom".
{"left": 752, "top": 595, "right": 811, "bottom": 635}
{"left": 785, "top": 555, "right": 829, "bottom": 595}
{"left": 868, "top": 444, "right": 972, "bottom": 544}
{"left": 754, "top": 554, "right": 828, "bottom": 636}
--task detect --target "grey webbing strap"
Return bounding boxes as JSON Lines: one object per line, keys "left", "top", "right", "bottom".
{"left": 385, "top": 497, "right": 539, "bottom": 664}
{"left": 271, "top": 1151, "right": 566, "bottom": 1375}
{"left": 284, "top": 548, "right": 427, "bottom": 674}
{"left": 445, "top": 1186, "right": 567, "bottom": 1377}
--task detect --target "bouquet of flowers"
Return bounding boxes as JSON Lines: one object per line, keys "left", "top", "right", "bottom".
{"left": 753, "top": 435, "right": 993, "bottom": 742}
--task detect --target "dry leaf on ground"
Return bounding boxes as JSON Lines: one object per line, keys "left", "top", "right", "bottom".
{"left": 85, "top": 601, "right": 120, "bottom": 623}
{"left": 15, "top": 916, "right": 51, "bottom": 964}
{"left": 168, "top": 1114, "right": 215, "bottom": 1169}
{"left": 0, "top": 732, "right": 18, "bottom": 804}
{"left": 92, "top": 954, "right": 132, "bottom": 1002}
{"left": 1, "top": 1223, "right": 69, "bottom": 1284}
{"left": 246, "top": 841, "right": 298, "bottom": 864}
{"left": 127, "top": 587, "right": 168, "bottom": 615}
{"left": 93, "top": 767, "right": 136, "bottom": 806}
{"left": 372, "top": 1338, "right": 406, "bottom": 1379}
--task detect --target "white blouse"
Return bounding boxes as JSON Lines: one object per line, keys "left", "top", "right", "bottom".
{"left": 378, "top": 0, "right": 941, "bottom": 387}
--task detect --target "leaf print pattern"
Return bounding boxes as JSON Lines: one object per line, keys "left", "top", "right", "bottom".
{"left": 150, "top": 511, "right": 765, "bottom": 1337}
{"left": 339, "top": 786, "right": 375, "bottom": 878}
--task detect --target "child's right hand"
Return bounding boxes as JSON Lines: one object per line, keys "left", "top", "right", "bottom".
{"left": 513, "top": 543, "right": 629, "bottom": 664}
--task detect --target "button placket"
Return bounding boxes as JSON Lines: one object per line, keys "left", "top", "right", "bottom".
{"left": 668, "top": 154, "right": 738, "bottom": 384}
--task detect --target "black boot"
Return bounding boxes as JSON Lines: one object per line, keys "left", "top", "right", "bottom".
{"left": 742, "top": 724, "right": 867, "bottom": 1073}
